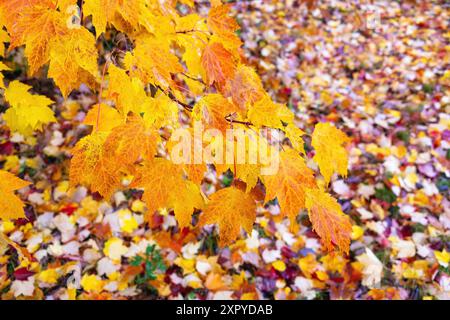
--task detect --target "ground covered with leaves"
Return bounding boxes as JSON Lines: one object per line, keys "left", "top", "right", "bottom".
{"left": 0, "top": 0, "right": 449, "bottom": 300}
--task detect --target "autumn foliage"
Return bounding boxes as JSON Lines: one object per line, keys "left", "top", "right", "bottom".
{"left": 0, "top": 1, "right": 352, "bottom": 253}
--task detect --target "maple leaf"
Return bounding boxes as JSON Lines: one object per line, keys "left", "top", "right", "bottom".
{"left": 201, "top": 42, "right": 236, "bottom": 88}
{"left": 106, "top": 64, "right": 149, "bottom": 116}
{"left": 207, "top": 4, "right": 239, "bottom": 36}
{"left": 0, "top": 0, "right": 54, "bottom": 32}
{"left": 207, "top": 5, "right": 241, "bottom": 51}
{"left": 6, "top": 2, "right": 67, "bottom": 75}
{"left": 305, "top": 188, "right": 352, "bottom": 254}
{"left": 178, "top": 42, "right": 207, "bottom": 81}
{"left": 214, "top": 129, "right": 263, "bottom": 192}
{"left": 103, "top": 114, "right": 158, "bottom": 168}
{"left": 3, "top": 80, "right": 56, "bottom": 136}
{"left": 47, "top": 27, "right": 99, "bottom": 97}
{"left": 176, "top": 13, "right": 205, "bottom": 33}
{"left": 228, "top": 65, "right": 265, "bottom": 109}
{"left": 184, "top": 162, "right": 208, "bottom": 186}
{"left": 124, "top": 36, "right": 183, "bottom": 90}
{"left": 83, "top": 103, "right": 123, "bottom": 132}
{"left": 312, "top": 122, "right": 350, "bottom": 185}
{"left": 83, "top": 0, "right": 109, "bottom": 37}
{"left": 175, "top": 14, "right": 209, "bottom": 83}
{"left": 0, "top": 170, "right": 30, "bottom": 220}
{"left": 247, "top": 94, "right": 294, "bottom": 129}
{"left": 199, "top": 186, "right": 256, "bottom": 246}
{"left": 83, "top": 0, "right": 141, "bottom": 37}
{"left": 142, "top": 93, "right": 180, "bottom": 129}
{"left": 262, "top": 148, "right": 316, "bottom": 223}
{"left": 131, "top": 159, "right": 204, "bottom": 228}
{"left": 69, "top": 132, "right": 122, "bottom": 199}
{"left": 55, "top": 0, "right": 77, "bottom": 10}
{"left": 192, "top": 94, "right": 241, "bottom": 132}
{"left": 284, "top": 124, "right": 306, "bottom": 154}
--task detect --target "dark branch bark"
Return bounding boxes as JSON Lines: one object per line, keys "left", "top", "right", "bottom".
{"left": 77, "top": 0, "right": 84, "bottom": 21}
{"left": 156, "top": 85, "right": 193, "bottom": 112}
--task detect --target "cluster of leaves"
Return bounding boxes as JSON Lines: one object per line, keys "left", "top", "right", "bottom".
{"left": 0, "top": 1, "right": 352, "bottom": 253}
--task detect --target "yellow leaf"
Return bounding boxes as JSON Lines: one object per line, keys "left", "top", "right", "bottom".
{"left": 83, "top": 0, "right": 143, "bottom": 36}
{"left": 47, "top": 27, "right": 98, "bottom": 97}
{"left": 434, "top": 249, "right": 450, "bottom": 267}
{"left": 6, "top": 2, "right": 67, "bottom": 75}
{"left": 69, "top": 132, "right": 122, "bottom": 199}
{"left": 272, "top": 260, "right": 286, "bottom": 272}
{"left": 284, "top": 124, "right": 306, "bottom": 154}
{"left": 104, "top": 237, "right": 128, "bottom": 261}
{"left": 228, "top": 65, "right": 265, "bottom": 109}
{"left": 351, "top": 225, "right": 364, "bottom": 240}
{"left": 0, "top": 27, "right": 10, "bottom": 55}
{"left": 131, "top": 159, "right": 204, "bottom": 228}
{"left": 199, "top": 186, "right": 256, "bottom": 246}
{"left": 192, "top": 94, "right": 241, "bottom": 132}
{"left": 207, "top": 4, "right": 240, "bottom": 36}
{"left": 3, "top": 81, "right": 56, "bottom": 136}
{"left": 106, "top": 64, "right": 148, "bottom": 116}
{"left": 80, "top": 274, "right": 104, "bottom": 293}
{"left": 305, "top": 188, "right": 352, "bottom": 254}
{"left": 312, "top": 122, "right": 350, "bottom": 185}
{"left": 38, "top": 269, "right": 59, "bottom": 284}
{"left": 201, "top": 42, "right": 236, "bottom": 89}
{"left": 173, "top": 181, "right": 204, "bottom": 228}
{"left": 83, "top": 104, "right": 123, "bottom": 132}
{"left": 206, "top": 5, "right": 241, "bottom": 50}
{"left": 247, "top": 95, "right": 294, "bottom": 129}
{"left": 117, "top": 209, "right": 139, "bottom": 234}
{"left": 124, "top": 36, "right": 183, "bottom": 90}
{"left": 83, "top": 0, "right": 108, "bottom": 37}
{"left": 103, "top": 114, "right": 158, "bottom": 167}
{"left": 262, "top": 148, "right": 316, "bottom": 223}
{"left": 0, "top": 170, "right": 30, "bottom": 220}
{"left": 142, "top": 93, "right": 179, "bottom": 129}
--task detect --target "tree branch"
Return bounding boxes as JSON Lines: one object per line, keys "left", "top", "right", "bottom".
{"left": 225, "top": 114, "right": 253, "bottom": 127}
{"left": 77, "top": 0, "right": 84, "bottom": 21}
{"left": 156, "top": 85, "right": 193, "bottom": 112}
{"left": 181, "top": 72, "right": 206, "bottom": 85}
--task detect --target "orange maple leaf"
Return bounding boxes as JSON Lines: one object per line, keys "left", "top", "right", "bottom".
{"left": 228, "top": 65, "right": 265, "bottom": 110}
{"left": 103, "top": 114, "right": 158, "bottom": 168}
{"left": 0, "top": 170, "right": 30, "bottom": 220}
{"left": 201, "top": 42, "right": 236, "bottom": 88}
{"left": 207, "top": 4, "right": 240, "bottom": 36}
{"left": 5, "top": 1, "right": 66, "bottom": 75}
{"left": 305, "top": 188, "right": 352, "bottom": 254}
{"left": 199, "top": 186, "right": 256, "bottom": 246}
{"left": 124, "top": 37, "right": 183, "bottom": 90}
{"left": 69, "top": 132, "right": 122, "bottom": 199}
{"left": 192, "top": 93, "right": 241, "bottom": 133}
{"left": 262, "top": 148, "right": 316, "bottom": 223}
{"left": 131, "top": 159, "right": 204, "bottom": 228}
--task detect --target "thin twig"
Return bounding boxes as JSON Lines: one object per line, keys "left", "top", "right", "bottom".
{"left": 225, "top": 114, "right": 253, "bottom": 127}
{"left": 181, "top": 72, "right": 206, "bottom": 85}
{"left": 77, "top": 0, "right": 83, "bottom": 22}
{"left": 175, "top": 29, "right": 211, "bottom": 36}
{"left": 155, "top": 85, "right": 193, "bottom": 112}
